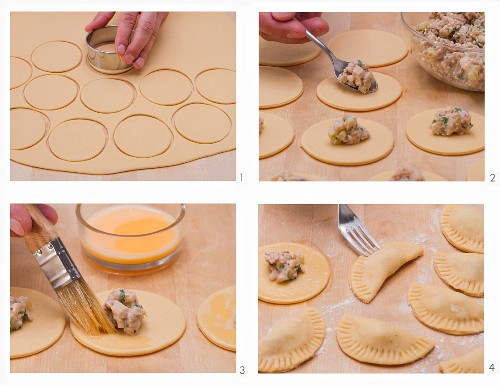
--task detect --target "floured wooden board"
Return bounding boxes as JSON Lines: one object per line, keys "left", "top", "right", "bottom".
{"left": 259, "top": 204, "right": 484, "bottom": 373}
{"left": 11, "top": 13, "right": 235, "bottom": 175}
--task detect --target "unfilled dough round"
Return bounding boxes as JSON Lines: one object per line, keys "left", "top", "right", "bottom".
{"left": 406, "top": 109, "right": 485, "bottom": 155}
{"left": 467, "top": 159, "right": 485, "bottom": 181}
{"left": 317, "top": 73, "right": 402, "bottom": 111}
{"left": 10, "top": 287, "right": 66, "bottom": 359}
{"left": 31, "top": 40, "right": 82, "bottom": 73}
{"left": 328, "top": 30, "right": 408, "bottom": 67}
{"left": 49, "top": 119, "right": 107, "bottom": 161}
{"left": 173, "top": 103, "right": 231, "bottom": 144}
{"left": 259, "top": 66, "right": 303, "bottom": 108}
{"left": 10, "top": 108, "right": 49, "bottom": 150}
{"left": 259, "top": 112, "right": 294, "bottom": 159}
{"left": 81, "top": 78, "right": 135, "bottom": 113}
{"left": 259, "top": 37, "right": 321, "bottom": 66}
{"left": 70, "top": 290, "right": 186, "bottom": 356}
{"left": 259, "top": 242, "right": 330, "bottom": 304}
{"left": 370, "top": 170, "right": 447, "bottom": 181}
{"left": 140, "top": 69, "right": 192, "bottom": 105}
{"left": 10, "top": 56, "right": 32, "bottom": 89}
{"left": 301, "top": 118, "right": 394, "bottom": 165}
{"left": 197, "top": 286, "right": 236, "bottom": 352}
{"left": 114, "top": 115, "right": 172, "bottom": 158}
{"left": 24, "top": 74, "right": 78, "bottom": 110}
{"left": 196, "top": 68, "right": 236, "bottom": 104}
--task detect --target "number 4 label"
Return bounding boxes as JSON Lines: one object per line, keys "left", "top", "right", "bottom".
{"left": 489, "top": 363, "right": 495, "bottom": 371}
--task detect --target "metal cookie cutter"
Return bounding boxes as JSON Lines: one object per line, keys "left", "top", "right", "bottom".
{"left": 86, "top": 25, "right": 133, "bottom": 74}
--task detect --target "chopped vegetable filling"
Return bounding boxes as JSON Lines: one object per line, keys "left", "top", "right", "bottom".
{"left": 328, "top": 116, "right": 370, "bottom": 145}
{"left": 265, "top": 250, "right": 304, "bottom": 282}
{"left": 430, "top": 106, "right": 473, "bottom": 136}
{"left": 10, "top": 295, "right": 32, "bottom": 331}
{"left": 338, "top": 60, "right": 375, "bottom": 94}
{"left": 104, "top": 288, "right": 146, "bottom": 335}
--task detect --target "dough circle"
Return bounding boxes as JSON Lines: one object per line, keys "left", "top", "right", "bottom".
{"left": 301, "top": 118, "right": 394, "bottom": 166}
{"left": 406, "top": 109, "right": 485, "bottom": 155}
{"left": 24, "top": 74, "right": 79, "bottom": 110}
{"left": 259, "top": 37, "right": 321, "bottom": 66}
{"left": 10, "top": 56, "right": 32, "bottom": 89}
{"left": 369, "top": 170, "right": 447, "bottom": 181}
{"left": 81, "top": 78, "right": 136, "bottom": 113}
{"left": 258, "top": 242, "right": 330, "bottom": 304}
{"left": 317, "top": 73, "right": 402, "bottom": 111}
{"left": 114, "top": 115, "right": 172, "bottom": 158}
{"left": 70, "top": 290, "right": 186, "bottom": 356}
{"left": 467, "top": 159, "right": 485, "bottom": 181}
{"left": 328, "top": 30, "right": 408, "bottom": 67}
{"left": 196, "top": 286, "right": 236, "bottom": 352}
{"left": 173, "top": 103, "right": 231, "bottom": 144}
{"left": 259, "top": 66, "right": 303, "bottom": 108}
{"left": 10, "top": 287, "right": 66, "bottom": 359}
{"left": 31, "top": 40, "right": 82, "bottom": 73}
{"left": 259, "top": 112, "right": 294, "bottom": 159}
{"left": 140, "top": 69, "right": 193, "bottom": 105}
{"left": 196, "top": 68, "right": 236, "bottom": 104}
{"left": 10, "top": 108, "right": 49, "bottom": 150}
{"left": 48, "top": 119, "right": 107, "bottom": 162}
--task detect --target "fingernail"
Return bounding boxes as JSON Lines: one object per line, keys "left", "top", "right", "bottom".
{"left": 134, "top": 57, "right": 145, "bottom": 68}
{"left": 10, "top": 219, "right": 25, "bottom": 236}
{"left": 313, "top": 28, "right": 327, "bottom": 35}
{"left": 117, "top": 44, "right": 126, "bottom": 56}
{"left": 286, "top": 31, "right": 303, "bottom": 39}
{"left": 124, "top": 54, "right": 135, "bottom": 64}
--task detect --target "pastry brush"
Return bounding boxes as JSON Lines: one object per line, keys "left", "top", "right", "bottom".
{"left": 23, "top": 204, "right": 115, "bottom": 335}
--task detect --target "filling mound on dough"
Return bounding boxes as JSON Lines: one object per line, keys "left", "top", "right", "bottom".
{"left": 272, "top": 171, "right": 310, "bottom": 181}
{"left": 430, "top": 106, "right": 473, "bottom": 136}
{"left": 265, "top": 250, "right": 304, "bottom": 282}
{"left": 338, "top": 60, "right": 375, "bottom": 94}
{"left": 328, "top": 116, "right": 370, "bottom": 145}
{"left": 10, "top": 295, "right": 32, "bottom": 331}
{"left": 390, "top": 164, "right": 425, "bottom": 181}
{"left": 259, "top": 116, "right": 264, "bottom": 133}
{"left": 104, "top": 289, "right": 146, "bottom": 335}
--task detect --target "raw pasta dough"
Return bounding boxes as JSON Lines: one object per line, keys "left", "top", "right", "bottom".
{"left": 259, "top": 66, "right": 303, "bottom": 108}
{"left": 259, "top": 38, "right": 321, "bottom": 66}
{"left": 31, "top": 40, "right": 82, "bottom": 73}
{"left": 259, "top": 112, "right": 294, "bottom": 159}
{"left": 10, "top": 108, "right": 48, "bottom": 150}
{"left": 439, "top": 347, "right": 484, "bottom": 373}
{"left": 11, "top": 56, "right": 32, "bottom": 89}
{"left": 440, "top": 205, "right": 484, "bottom": 253}
{"left": 369, "top": 170, "right": 447, "bottom": 181}
{"left": 24, "top": 74, "right": 79, "bottom": 111}
{"left": 467, "top": 159, "right": 485, "bottom": 181}
{"left": 434, "top": 252, "right": 484, "bottom": 297}
{"left": 80, "top": 78, "right": 136, "bottom": 113}
{"left": 140, "top": 69, "right": 193, "bottom": 106}
{"left": 195, "top": 68, "right": 236, "bottom": 104}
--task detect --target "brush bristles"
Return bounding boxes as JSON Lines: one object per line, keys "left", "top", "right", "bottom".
{"left": 56, "top": 279, "right": 115, "bottom": 335}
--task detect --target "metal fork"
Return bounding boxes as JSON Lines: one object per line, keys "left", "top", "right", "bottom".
{"left": 338, "top": 204, "right": 381, "bottom": 256}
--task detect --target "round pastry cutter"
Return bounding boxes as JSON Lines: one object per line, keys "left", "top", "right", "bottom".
{"left": 86, "top": 25, "right": 133, "bottom": 74}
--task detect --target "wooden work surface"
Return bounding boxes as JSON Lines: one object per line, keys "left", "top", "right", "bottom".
{"left": 259, "top": 13, "right": 485, "bottom": 181}
{"left": 258, "top": 204, "right": 484, "bottom": 373}
{"left": 11, "top": 204, "right": 236, "bottom": 372}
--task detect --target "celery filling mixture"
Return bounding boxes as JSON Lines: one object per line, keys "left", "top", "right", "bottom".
{"left": 338, "top": 60, "right": 375, "bottom": 94}
{"left": 430, "top": 106, "right": 473, "bottom": 136}
{"left": 10, "top": 295, "right": 32, "bottom": 331}
{"left": 265, "top": 250, "right": 305, "bottom": 282}
{"left": 328, "top": 116, "right": 370, "bottom": 145}
{"left": 104, "top": 288, "right": 146, "bottom": 335}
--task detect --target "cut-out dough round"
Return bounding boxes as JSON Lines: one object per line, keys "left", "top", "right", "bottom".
{"left": 406, "top": 109, "right": 485, "bottom": 155}
{"left": 350, "top": 242, "right": 423, "bottom": 303}
{"left": 300, "top": 118, "right": 394, "bottom": 165}
{"left": 328, "top": 30, "right": 408, "bottom": 67}
{"left": 467, "top": 159, "right": 485, "bottom": 181}
{"left": 70, "top": 290, "right": 186, "bottom": 356}
{"left": 317, "top": 73, "right": 402, "bottom": 111}
{"left": 173, "top": 103, "right": 231, "bottom": 144}
{"left": 258, "top": 242, "right": 330, "bottom": 304}
{"left": 114, "top": 115, "right": 172, "bottom": 158}
{"left": 336, "top": 315, "right": 434, "bottom": 365}
{"left": 434, "top": 252, "right": 484, "bottom": 297}
{"left": 259, "top": 308, "right": 325, "bottom": 372}
{"left": 81, "top": 78, "right": 135, "bottom": 113}
{"left": 31, "top": 40, "right": 82, "bottom": 73}
{"left": 259, "top": 38, "right": 321, "bottom": 66}
{"left": 196, "top": 286, "right": 236, "bottom": 352}
{"left": 10, "top": 108, "right": 48, "bottom": 150}
{"left": 140, "top": 69, "right": 192, "bottom": 105}
{"left": 439, "top": 347, "right": 484, "bottom": 373}
{"left": 259, "top": 66, "right": 303, "bottom": 108}
{"left": 24, "top": 74, "right": 78, "bottom": 110}
{"left": 196, "top": 68, "right": 236, "bottom": 104}
{"left": 441, "top": 205, "right": 484, "bottom": 253}
{"left": 10, "top": 56, "right": 32, "bottom": 89}
{"left": 10, "top": 287, "right": 66, "bottom": 359}
{"left": 369, "top": 170, "right": 447, "bottom": 181}
{"left": 49, "top": 119, "right": 107, "bottom": 162}
{"left": 408, "top": 282, "right": 484, "bottom": 335}
{"left": 259, "top": 112, "right": 294, "bottom": 159}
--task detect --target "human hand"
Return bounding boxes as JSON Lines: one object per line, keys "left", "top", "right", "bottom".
{"left": 259, "top": 12, "right": 329, "bottom": 44}
{"left": 10, "top": 204, "right": 58, "bottom": 237}
{"left": 85, "top": 12, "right": 169, "bottom": 69}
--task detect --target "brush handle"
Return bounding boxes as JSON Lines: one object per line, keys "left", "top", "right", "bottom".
{"left": 24, "top": 204, "right": 59, "bottom": 253}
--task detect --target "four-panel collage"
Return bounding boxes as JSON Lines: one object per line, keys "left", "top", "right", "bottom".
{"left": 6, "top": 4, "right": 493, "bottom": 382}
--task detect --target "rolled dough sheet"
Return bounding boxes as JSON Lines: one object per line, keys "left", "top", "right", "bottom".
{"left": 31, "top": 40, "right": 82, "bottom": 73}
{"left": 70, "top": 290, "right": 186, "bottom": 356}
{"left": 405, "top": 109, "right": 485, "bottom": 155}
{"left": 259, "top": 112, "right": 294, "bottom": 159}
{"left": 467, "top": 159, "right": 485, "bottom": 181}
{"left": 317, "top": 73, "right": 402, "bottom": 111}
{"left": 24, "top": 74, "right": 79, "bottom": 111}
{"left": 10, "top": 108, "right": 49, "bottom": 150}
{"left": 370, "top": 170, "right": 447, "bottom": 181}
{"left": 259, "top": 37, "right": 321, "bottom": 66}
{"left": 196, "top": 68, "right": 236, "bottom": 104}
{"left": 11, "top": 56, "right": 32, "bottom": 89}
{"left": 80, "top": 78, "right": 136, "bottom": 113}
{"left": 10, "top": 287, "right": 66, "bottom": 359}
{"left": 196, "top": 286, "right": 236, "bottom": 352}
{"left": 328, "top": 29, "right": 408, "bottom": 67}
{"left": 259, "top": 66, "right": 303, "bottom": 108}
{"left": 301, "top": 118, "right": 394, "bottom": 166}
{"left": 258, "top": 242, "right": 330, "bottom": 304}
{"left": 140, "top": 69, "right": 193, "bottom": 106}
